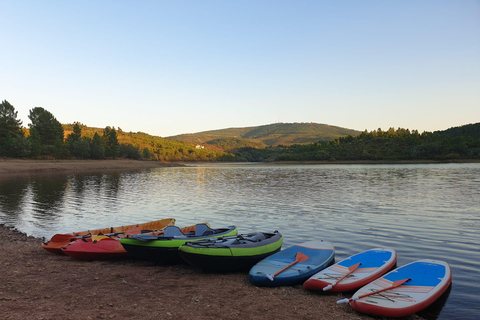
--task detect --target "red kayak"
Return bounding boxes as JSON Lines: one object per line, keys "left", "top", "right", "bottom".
{"left": 61, "top": 236, "right": 128, "bottom": 260}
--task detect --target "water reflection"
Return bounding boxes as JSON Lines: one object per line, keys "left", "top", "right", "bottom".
{"left": 0, "top": 175, "right": 30, "bottom": 221}
{"left": 416, "top": 284, "right": 452, "bottom": 320}
{"left": 29, "top": 174, "right": 69, "bottom": 222}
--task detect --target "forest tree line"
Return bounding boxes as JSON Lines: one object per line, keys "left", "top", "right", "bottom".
{"left": 0, "top": 100, "right": 235, "bottom": 161}
{"left": 1, "top": 99, "right": 479, "bottom": 162}
{"left": 232, "top": 125, "right": 480, "bottom": 162}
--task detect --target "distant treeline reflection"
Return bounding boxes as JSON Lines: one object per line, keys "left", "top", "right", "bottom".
{"left": 0, "top": 173, "right": 122, "bottom": 223}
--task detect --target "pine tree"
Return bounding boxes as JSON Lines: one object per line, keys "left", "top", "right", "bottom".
{"left": 0, "top": 100, "right": 25, "bottom": 156}
{"left": 28, "top": 107, "right": 64, "bottom": 146}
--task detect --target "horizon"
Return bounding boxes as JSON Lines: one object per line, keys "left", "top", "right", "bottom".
{"left": 2, "top": 1, "right": 479, "bottom": 137}
{"left": 57, "top": 120, "right": 475, "bottom": 138}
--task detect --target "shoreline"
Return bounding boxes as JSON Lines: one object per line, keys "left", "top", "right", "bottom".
{"left": 0, "top": 224, "right": 389, "bottom": 320}
{"left": 1, "top": 158, "right": 478, "bottom": 176}
{"left": 0, "top": 158, "right": 181, "bottom": 175}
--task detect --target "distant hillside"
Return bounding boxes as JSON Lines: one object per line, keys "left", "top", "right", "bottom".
{"left": 169, "top": 123, "right": 361, "bottom": 150}
{"left": 437, "top": 122, "right": 480, "bottom": 139}
{"left": 62, "top": 124, "right": 236, "bottom": 161}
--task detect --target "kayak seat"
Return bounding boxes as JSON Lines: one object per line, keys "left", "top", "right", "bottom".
{"left": 242, "top": 233, "right": 266, "bottom": 242}
{"left": 163, "top": 226, "right": 184, "bottom": 237}
{"left": 194, "top": 224, "right": 216, "bottom": 236}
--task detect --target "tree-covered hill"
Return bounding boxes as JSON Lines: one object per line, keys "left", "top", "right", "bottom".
{"left": 168, "top": 122, "right": 361, "bottom": 150}
{"left": 1, "top": 100, "right": 478, "bottom": 162}
{"left": 231, "top": 123, "right": 480, "bottom": 162}
{"left": 63, "top": 124, "right": 236, "bottom": 161}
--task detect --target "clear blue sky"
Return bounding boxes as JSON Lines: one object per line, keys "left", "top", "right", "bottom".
{"left": 2, "top": 0, "right": 479, "bottom": 137}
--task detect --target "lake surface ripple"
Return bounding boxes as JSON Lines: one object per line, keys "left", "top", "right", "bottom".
{"left": 1, "top": 163, "right": 478, "bottom": 319}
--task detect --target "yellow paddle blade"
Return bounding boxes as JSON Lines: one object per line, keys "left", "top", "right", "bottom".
{"left": 91, "top": 235, "right": 110, "bottom": 242}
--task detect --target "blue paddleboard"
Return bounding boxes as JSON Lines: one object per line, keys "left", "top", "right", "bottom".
{"left": 346, "top": 259, "right": 452, "bottom": 318}
{"left": 249, "top": 240, "right": 334, "bottom": 287}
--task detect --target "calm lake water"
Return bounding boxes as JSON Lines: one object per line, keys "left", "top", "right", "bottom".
{"left": 0, "top": 163, "right": 479, "bottom": 319}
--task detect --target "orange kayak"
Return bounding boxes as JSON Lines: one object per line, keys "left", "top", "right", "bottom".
{"left": 42, "top": 218, "right": 176, "bottom": 254}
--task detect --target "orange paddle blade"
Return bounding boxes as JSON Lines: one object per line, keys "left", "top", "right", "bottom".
{"left": 296, "top": 252, "right": 309, "bottom": 263}
{"left": 272, "top": 252, "right": 309, "bottom": 277}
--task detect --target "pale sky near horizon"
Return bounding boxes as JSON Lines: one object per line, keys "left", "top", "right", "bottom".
{"left": 1, "top": 1, "right": 479, "bottom": 137}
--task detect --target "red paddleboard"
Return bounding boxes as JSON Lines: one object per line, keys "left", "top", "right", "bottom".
{"left": 304, "top": 248, "right": 396, "bottom": 292}
{"left": 347, "top": 259, "right": 452, "bottom": 318}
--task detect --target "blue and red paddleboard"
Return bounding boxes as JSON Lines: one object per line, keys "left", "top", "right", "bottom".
{"left": 249, "top": 240, "right": 334, "bottom": 287}
{"left": 341, "top": 259, "right": 452, "bottom": 318}
{"left": 304, "top": 248, "right": 396, "bottom": 292}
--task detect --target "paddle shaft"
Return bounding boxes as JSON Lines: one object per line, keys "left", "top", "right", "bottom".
{"left": 323, "top": 262, "right": 361, "bottom": 291}
{"left": 338, "top": 278, "right": 410, "bottom": 304}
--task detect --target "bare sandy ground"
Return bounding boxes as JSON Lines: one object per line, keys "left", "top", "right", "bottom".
{"left": 0, "top": 225, "right": 386, "bottom": 320}
{"left": 0, "top": 159, "right": 180, "bottom": 175}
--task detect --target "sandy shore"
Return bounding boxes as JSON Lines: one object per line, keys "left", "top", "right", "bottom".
{"left": 0, "top": 159, "right": 180, "bottom": 175}
{"left": 0, "top": 225, "right": 426, "bottom": 320}
{"left": 0, "top": 225, "right": 391, "bottom": 320}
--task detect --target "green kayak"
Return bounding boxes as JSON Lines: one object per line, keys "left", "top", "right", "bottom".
{"left": 120, "top": 224, "right": 237, "bottom": 263}
{"left": 178, "top": 231, "right": 283, "bottom": 271}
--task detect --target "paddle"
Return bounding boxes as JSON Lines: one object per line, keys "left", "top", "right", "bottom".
{"left": 337, "top": 278, "right": 410, "bottom": 304}
{"left": 323, "top": 262, "right": 361, "bottom": 291}
{"left": 266, "top": 252, "right": 309, "bottom": 281}
{"left": 91, "top": 235, "right": 111, "bottom": 243}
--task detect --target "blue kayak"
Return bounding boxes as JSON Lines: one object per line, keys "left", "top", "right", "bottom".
{"left": 249, "top": 240, "right": 335, "bottom": 287}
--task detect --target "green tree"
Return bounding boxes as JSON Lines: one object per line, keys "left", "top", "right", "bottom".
{"left": 65, "top": 122, "right": 82, "bottom": 156}
{"left": 142, "top": 147, "right": 151, "bottom": 159}
{"left": 103, "top": 126, "right": 119, "bottom": 158}
{"left": 72, "top": 138, "right": 91, "bottom": 158}
{"left": 28, "top": 107, "right": 64, "bottom": 147}
{"left": 0, "top": 100, "right": 25, "bottom": 156}
{"left": 66, "top": 122, "right": 82, "bottom": 143}
{"left": 90, "top": 132, "right": 105, "bottom": 159}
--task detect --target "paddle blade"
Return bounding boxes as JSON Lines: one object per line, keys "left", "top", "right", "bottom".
{"left": 92, "top": 235, "right": 111, "bottom": 242}
{"left": 348, "top": 262, "right": 361, "bottom": 271}
{"left": 270, "top": 251, "right": 310, "bottom": 280}
{"left": 337, "top": 298, "right": 349, "bottom": 304}
{"left": 392, "top": 278, "right": 410, "bottom": 287}
{"left": 296, "top": 252, "right": 309, "bottom": 262}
